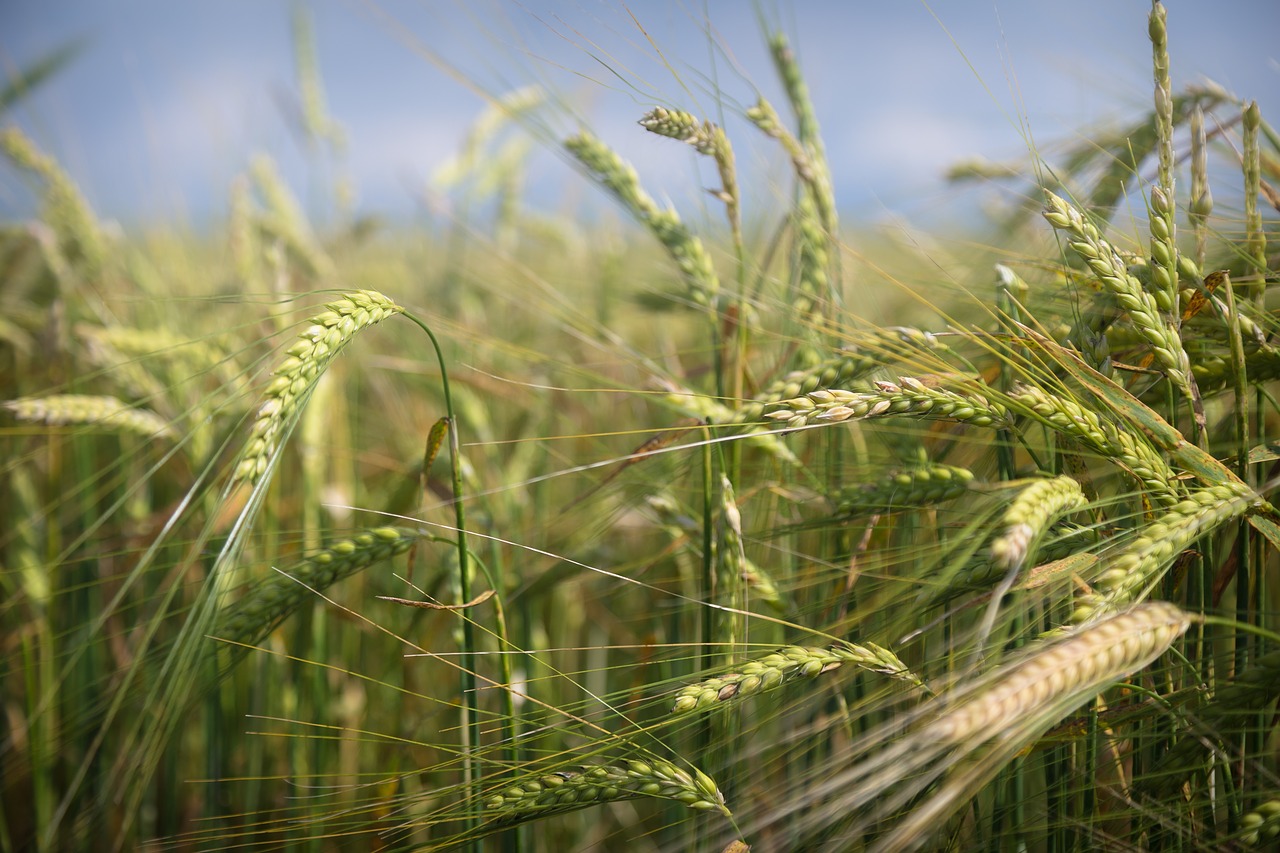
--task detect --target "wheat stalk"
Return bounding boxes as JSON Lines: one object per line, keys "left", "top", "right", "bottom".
{"left": 232, "top": 290, "right": 403, "bottom": 485}
{"left": 1140, "top": 646, "right": 1280, "bottom": 800}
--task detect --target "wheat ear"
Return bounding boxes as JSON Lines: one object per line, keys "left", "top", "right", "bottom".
{"left": 866, "top": 603, "right": 1192, "bottom": 853}
{"left": 212, "top": 527, "right": 420, "bottom": 656}
{"left": 4, "top": 394, "right": 175, "bottom": 439}
{"left": 1072, "top": 482, "right": 1259, "bottom": 622}
{"left": 928, "top": 602, "right": 1191, "bottom": 744}
{"left": 249, "top": 154, "right": 334, "bottom": 280}
{"left": 232, "top": 290, "right": 403, "bottom": 485}
{"left": 767, "top": 603, "right": 1191, "bottom": 852}
{"left": 1043, "top": 191, "right": 1191, "bottom": 395}
{"left": 765, "top": 376, "right": 1009, "bottom": 431}
{"left": 1188, "top": 105, "right": 1212, "bottom": 268}
{"left": 766, "top": 32, "right": 835, "bottom": 234}
{"left": 671, "top": 642, "right": 924, "bottom": 714}
{"left": 639, "top": 107, "right": 739, "bottom": 239}
{"left": 1008, "top": 381, "right": 1180, "bottom": 504}
{"left": 483, "top": 758, "right": 730, "bottom": 822}
{"left": 729, "top": 327, "right": 944, "bottom": 424}
{"left": 1148, "top": 1, "right": 1179, "bottom": 313}
{"left": 990, "top": 476, "right": 1087, "bottom": 572}
{"left": 565, "top": 131, "right": 719, "bottom": 307}
{"left": 835, "top": 464, "right": 974, "bottom": 517}
{"left": 0, "top": 126, "right": 104, "bottom": 278}
{"left": 1243, "top": 101, "right": 1267, "bottom": 286}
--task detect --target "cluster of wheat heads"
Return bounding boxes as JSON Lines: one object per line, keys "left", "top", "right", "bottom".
{"left": 1, "top": 2, "right": 1279, "bottom": 851}
{"left": 543, "top": 4, "right": 1279, "bottom": 850}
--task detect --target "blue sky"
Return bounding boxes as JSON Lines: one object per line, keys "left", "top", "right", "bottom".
{"left": 1, "top": 0, "right": 1277, "bottom": 229}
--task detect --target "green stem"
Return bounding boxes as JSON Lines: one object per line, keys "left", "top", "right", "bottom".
{"left": 402, "top": 311, "right": 480, "bottom": 849}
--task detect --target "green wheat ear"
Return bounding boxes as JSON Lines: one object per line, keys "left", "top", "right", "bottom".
{"left": 0, "top": 125, "right": 105, "bottom": 278}
{"left": 233, "top": 290, "right": 403, "bottom": 485}
{"left": 565, "top": 130, "right": 720, "bottom": 307}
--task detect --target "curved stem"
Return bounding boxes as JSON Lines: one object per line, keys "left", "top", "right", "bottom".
{"left": 403, "top": 311, "right": 481, "bottom": 847}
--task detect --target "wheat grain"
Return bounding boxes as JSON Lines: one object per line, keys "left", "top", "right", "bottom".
{"left": 671, "top": 642, "right": 924, "bottom": 714}
{"left": 4, "top": 394, "right": 175, "bottom": 439}
{"left": 231, "top": 290, "right": 403, "bottom": 485}
{"left": 1239, "top": 799, "right": 1280, "bottom": 846}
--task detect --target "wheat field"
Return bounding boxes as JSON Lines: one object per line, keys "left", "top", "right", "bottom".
{"left": 2, "top": 3, "right": 1280, "bottom": 851}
